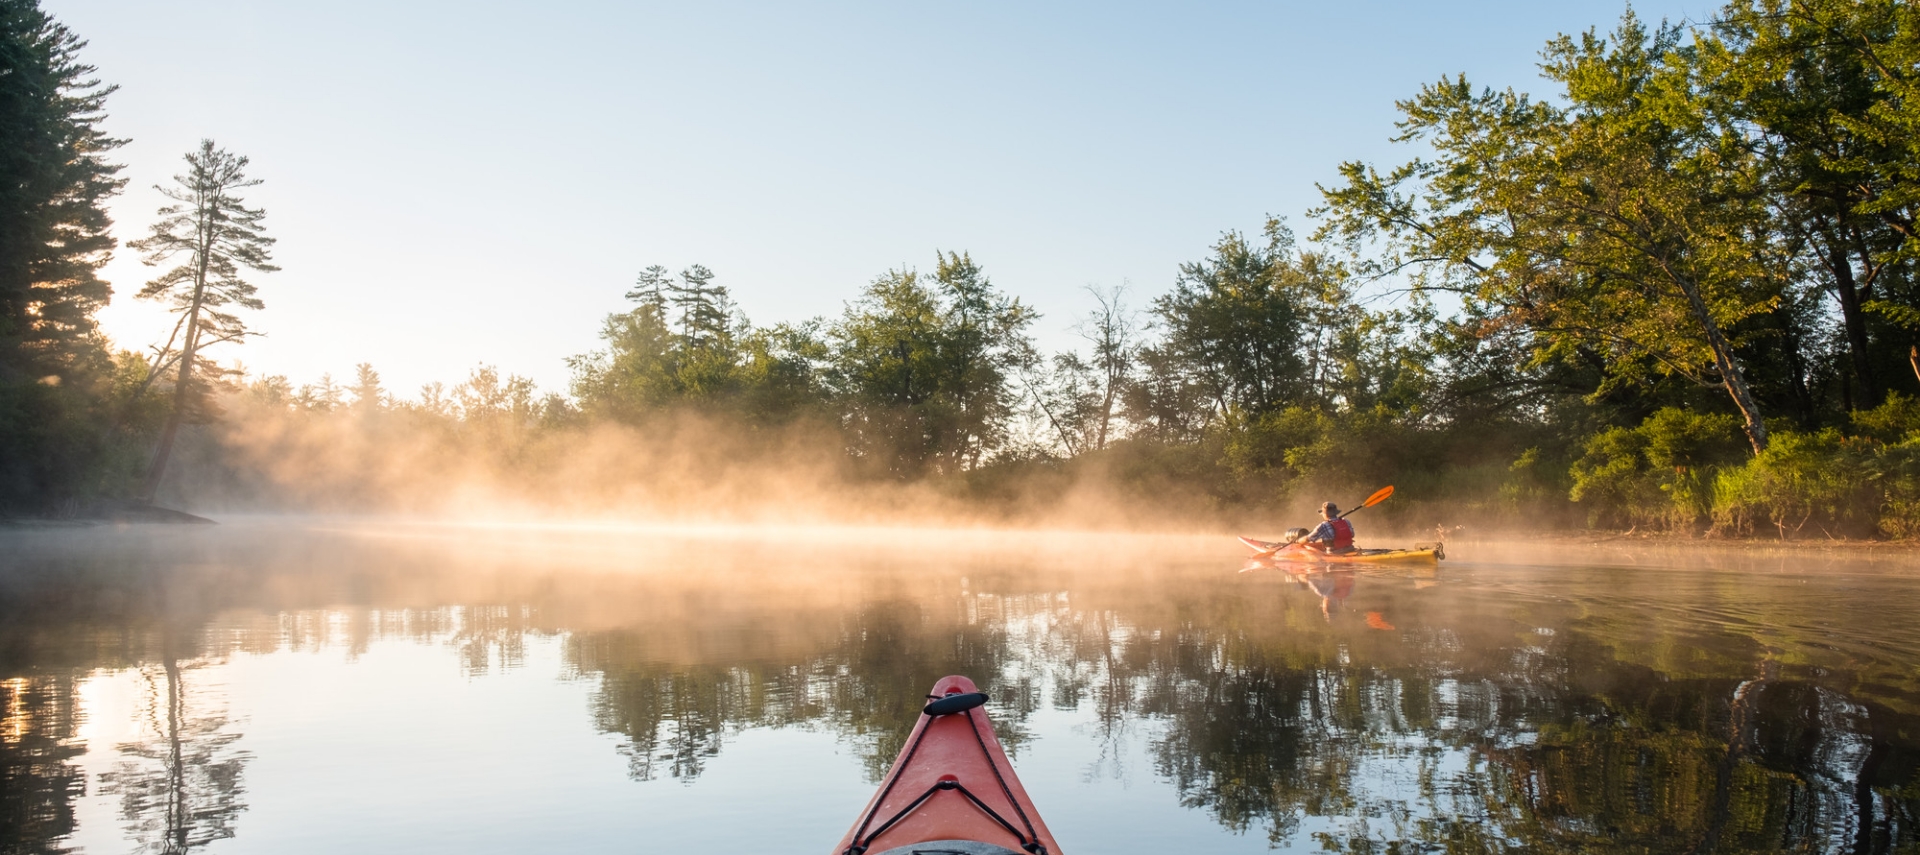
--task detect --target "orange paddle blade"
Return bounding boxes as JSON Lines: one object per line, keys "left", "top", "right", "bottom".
{"left": 1361, "top": 485, "right": 1394, "bottom": 508}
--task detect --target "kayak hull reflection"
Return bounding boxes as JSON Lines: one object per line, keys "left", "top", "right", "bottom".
{"left": 1238, "top": 536, "right": 1444, "bottom": 564}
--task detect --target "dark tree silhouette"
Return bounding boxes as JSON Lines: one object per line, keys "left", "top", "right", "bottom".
{"left": 129, "top": 141, "right": 277, "bottom": 504}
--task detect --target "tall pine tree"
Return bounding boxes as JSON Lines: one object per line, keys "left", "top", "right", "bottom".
{"left": 0, "top": 0, "right": 125, "bottom": 512}
{"left": 130, "top": 141, "right": 277, "bottom": 503}
{"left": 0, "top": 0, "right": 123, "bottom": 381}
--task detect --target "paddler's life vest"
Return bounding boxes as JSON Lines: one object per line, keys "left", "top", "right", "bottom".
{"left": 1325, "top": 519, "right": 1354, "bottom": 551}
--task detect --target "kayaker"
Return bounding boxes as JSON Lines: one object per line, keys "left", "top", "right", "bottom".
{"left": 1303, "top": 501, "right": 1356, "bottom": 555}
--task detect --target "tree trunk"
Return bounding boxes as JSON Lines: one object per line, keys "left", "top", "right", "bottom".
{"left": 1675, "top": 272, "right": 1769, "bottom": 454}
{"left": 1824, "top": 231, "right": 1880, "bottom": 407}
{"left": 163, "top": 635, "right": 187, "bottom": 853}
{"left": 138, "top": 241, "right": 212, "bottom": 503}
{"left": 1853, "top": 734, "right": 1886, "bottom": 855}
{"left": 1095, "top": 370, "right": 1115, "bottom": 452}
{"left": 1778, "top": 306, "right": 1817, "bottom": 427}
{"left": 137, "top": 309, "right": 201, "bottom": 503}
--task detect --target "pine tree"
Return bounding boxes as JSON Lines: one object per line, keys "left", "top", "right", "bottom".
{"left": 624, "top": 265, "right": 673, "bottom": 315}
{"left": 129, "top": 140, "right": 278, "bottom": 503}
{"left": 0, "top": 0, "right": 127, "bottom": 512}
{"left": 0, "top": 0, "right": 125, "bottom": 382}
{"left": 669, "top": 264, "right": 733, "bottom": 348}
{"left": 350, "top": 363, "right": 384, "bottom": 411}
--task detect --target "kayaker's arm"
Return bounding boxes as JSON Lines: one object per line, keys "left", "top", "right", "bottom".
{"left": 1303, "top": 521, "right": 1335, "bottom": 544}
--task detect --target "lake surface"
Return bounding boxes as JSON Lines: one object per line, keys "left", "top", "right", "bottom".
{"left": 2, "top": 521, "right": 1917, "bottom": 854}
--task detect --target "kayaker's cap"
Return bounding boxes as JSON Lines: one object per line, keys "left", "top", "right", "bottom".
{"left": 1322, "top": 502, "right": 1339, "bottom": 515}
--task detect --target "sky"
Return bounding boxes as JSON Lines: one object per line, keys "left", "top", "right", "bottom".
{"left": 53, "top": 0, "right": 1709, "bottom": 396}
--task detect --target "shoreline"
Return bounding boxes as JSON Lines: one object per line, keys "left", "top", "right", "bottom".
{"left": 1525, "top": 530, "right": 1920, "bottom": 552}
{"left": 5, "top": 511, "right": 1919, "bottom": 551}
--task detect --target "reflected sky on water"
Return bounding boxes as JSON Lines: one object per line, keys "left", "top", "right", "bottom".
{"left": 2, "top": 521, "right": 1918, "bottom": 854}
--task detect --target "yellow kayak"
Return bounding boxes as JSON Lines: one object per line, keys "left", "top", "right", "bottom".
{"left": 1238, "top": 536, "right": 1444, "bottom": 564}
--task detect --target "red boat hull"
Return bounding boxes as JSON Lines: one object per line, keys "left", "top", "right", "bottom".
{"left": 834, "top": 675, "right": 1061, "bottom": 855}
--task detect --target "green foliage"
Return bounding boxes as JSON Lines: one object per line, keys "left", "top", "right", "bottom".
{"left": 0, "top": 0, "right": 124, "bottom": 383}
{"left": 1570, "top": 408, "right": 1747, "bottom": 529}
{"left": 1851, "top": 390, "right": 1920, "bottom": 442}
{"left": 1565, "top": 400, "right": 1920, "bottom": 538}
{"left": 1637, "top": 408, "right": 1751, "bottom": 472}
{"left": 1698, "top": 1, "right": 1917, "bottom": 406}
{"left": 1569, "top": 425, "right": 1659, "bottom": 526}
{"left": 1496, "top": 446, "right": 1571, "bottom": 514}
{"left": 12, "top": 0, "right": 1920, "bottom": 539}
{"left": 1869, "top": 439, "right": 1920, "bottom": 539}
{"left": 1222, "top": 406, "right": 1333, "bottom": 486}
{"left": 572, "top": 253, "right": 1040, "bottom": 482}
{"left": 130, "top": 141, "right": 276, "bottom": 349}
{"left": 127, "top": 140, "right": 277, "bottom": 500}
{"left": 0, "top": 377, "right": 98, "bottom": 508}
{"left": 1118, "top": 339, "right": 1211, "bottom": 444}
{"left": 0, "top": 1, "right": 139, "bottom": 514}
{"left": 1151, "top": 221, "right": 1316, "bottom": 418}
{"left": 0, "top": 346, "right": 157, "bottom": 512}
{"left": 1710, "top": 428, "right": 1881, "bottom": 536}
{"left": 1318, "top": 11, "right": 1801, "bottom": 455}
{"left": 827, "top": 253, "right": 1035, "bottom": 478}
{"left": 572, "top": 264, "right": 827, "bottom": 428}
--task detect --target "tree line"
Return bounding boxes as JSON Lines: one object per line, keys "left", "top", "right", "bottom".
{"left": 6, "top": 0, "right": 1920, "bottom": 535}
{"left": 2, "top": 0, "right": 275, "bottom": 515}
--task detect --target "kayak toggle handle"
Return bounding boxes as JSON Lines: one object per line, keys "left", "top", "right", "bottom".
{"left": 922, "top": 692, "right": 989, "bottom": 716}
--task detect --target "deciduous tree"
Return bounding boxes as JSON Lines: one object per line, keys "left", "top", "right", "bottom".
{"left": 829, "top": 253, "right": 1035, "bottom": 476}
{"left": 1319, "top": 14, "right": 1785, "bottom": 454}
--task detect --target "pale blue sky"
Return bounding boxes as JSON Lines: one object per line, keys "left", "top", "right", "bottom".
{"left": 57, "top": 1, "right": 1706, "bottom": 395}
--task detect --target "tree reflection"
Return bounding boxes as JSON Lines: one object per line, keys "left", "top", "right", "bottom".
{"left": 2, "top": 527, "right": 1919, "bottom": 854}
{"left": 1046, "top": 567, "right": 1920, "bottom": 853}
{"left": 96, "top": 632, "right": 248, "bottom": 854}
{"left": 570, "top": 596, "right": 1025, "bottom": 782}
{"left": 544, "top": 558, "right": 1920, "bottom": 852}
{"left": 1149, "top": 665, "right": 1350, "bottom": 844}
{"left": 583, "top": 662, "right": 770, "bottom": 781}
{"left": 0, "top": 674, "right": 85, "bottom": 855}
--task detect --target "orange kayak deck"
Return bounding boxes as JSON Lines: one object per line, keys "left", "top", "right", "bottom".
{"left": 1238, "top": 536, "right": 1444, "bottom": 564}
{"left": 835, "top": 676, "right": 1060, "bottom": 855}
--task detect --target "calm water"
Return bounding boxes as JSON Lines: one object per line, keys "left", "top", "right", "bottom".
{"left": 2, "top": 521, "right": 1918, "bottom": 854}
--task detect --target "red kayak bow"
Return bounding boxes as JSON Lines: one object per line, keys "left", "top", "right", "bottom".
{"left": 834, "top": 676, "right": 1062, "bottom": 855}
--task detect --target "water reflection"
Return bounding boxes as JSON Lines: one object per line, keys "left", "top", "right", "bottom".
{"left": 2, "top": 673, "right": 85, "bottom": 853}
{"left": 95, "top": 638, "right": 248, "bottom": 855}
{"left": 0, "top": 524, "right": 1915, "bottom": 853}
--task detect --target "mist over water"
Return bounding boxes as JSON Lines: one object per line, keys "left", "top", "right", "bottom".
{"left": 2, "top": 521, "right": 1918, "bottom": 854}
